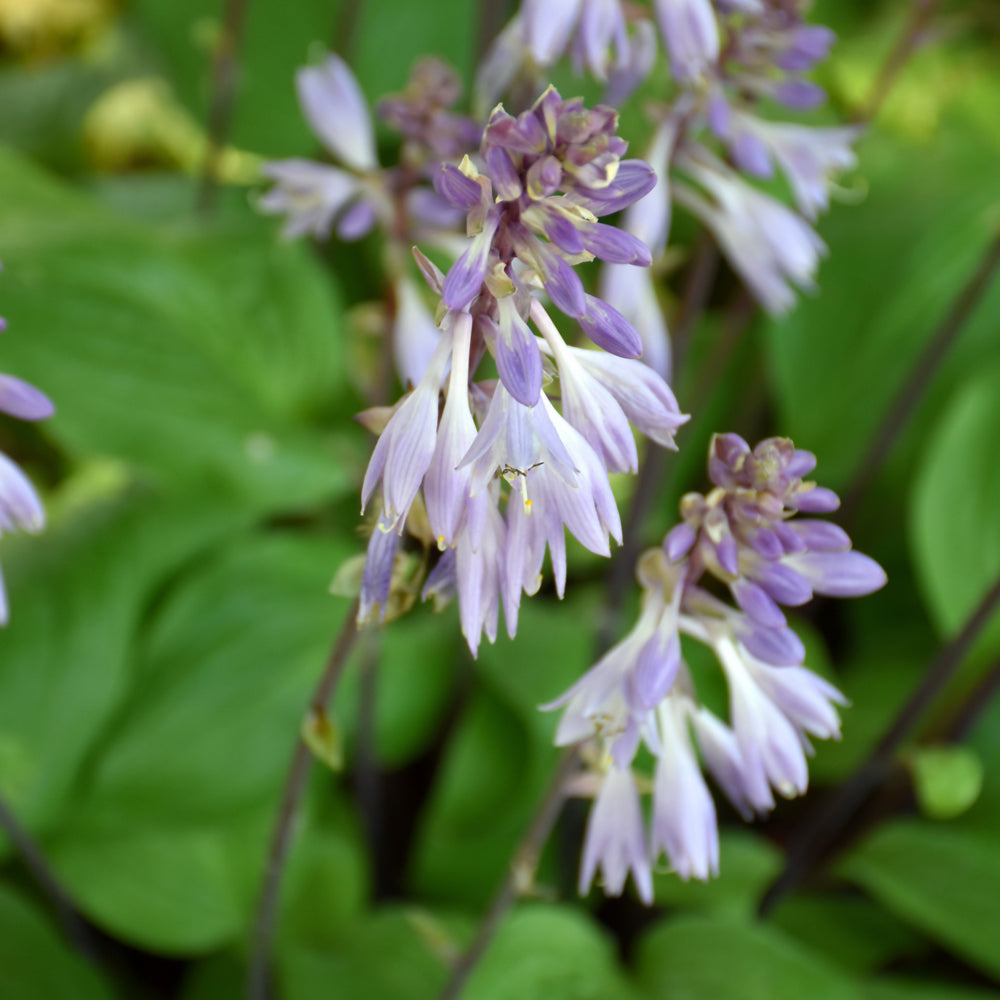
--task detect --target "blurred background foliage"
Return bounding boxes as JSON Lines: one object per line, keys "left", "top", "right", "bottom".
{"left": 0, "top": 0, "right": 999, "bottom": 998}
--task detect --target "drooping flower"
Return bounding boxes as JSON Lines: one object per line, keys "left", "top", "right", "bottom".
{"left": 357, "top": 88, "right": 688, "bottom": 650}
{"left": 545, "top": 433, "right": 885, "bottom": 902}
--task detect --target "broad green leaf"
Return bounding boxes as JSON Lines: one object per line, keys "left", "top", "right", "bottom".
{"left": 911, "top": 745, "right": 984, "bottom": 820}
{"left": 462, "top": 904, "right": 639, "bottom": 1000}
{"left": 409, "top": 687, "right": 542, "bottom": 905}
{"left": 635, "top": 915, "right": 860, "bottom": 1000}
{"left": 335, "top": 606, "right": 461, "bottom": 769}
{"left": 278, "top": 908, "right": 456, "bottom": 1000}
{"left": 47, "top": 820, "right": 258, "bottom": 955}
{"left": 838, "top": 820, "right": 1000, "bottom": 980}
{"left": 911, "top": 361, "right": 1000, "bottom": 663}
{"left": 653, "top": 830, "right": 781, "bottom": 917}
{"left": 863, "top": 977, "right": 1000, "bottom": 1000}
{"left": 0, "top": 490, "right": 252, "bottom": 843}
{"left": 132, "top": 0, "right": 337, "bottom": 157}
{"left": 172, "top": 227, "right": 350, "bottom": 421}
{"left": 352, "top": 0, "right": 477, "bottom": 109}
{"left": 79, "top": 532, "right": 353, "bottom": 823}
{"left": 770, "top": 893, "right": 925, "bottom": 975}
{"left": 765, "top": 127, "right": 1000, "bottom": 491}
{"left": 0, "top": 883, "right": 114, "bottom": 1000}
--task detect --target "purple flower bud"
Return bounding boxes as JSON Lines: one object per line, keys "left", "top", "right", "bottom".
{"left": 442, "top": 210, "right": 501, "bottom": 309}
{"left": 578, "top": 294, "right": 642, "bottom": 357}
{"left": 786, "top": 551, "right": 887, "bottom": 598}
{"left": 788, "top": 519, "right": 851, "bottom": 553}
{"left": 574, "top": 159, "right": 657, "bottom": 215}
{"left": 494, "top": 303, "right": 543, "bottom": 406}
{"left": 526, "top": 155, "right": 564, "bottom": 200}
{"left": 774, "top": 79, "right": 826, "bottom": 110}
{"left": 580, "top": 223, "right": 652, "bottom": 266}
{"left": 793, "top": 485, "right": 840, "bottom": 513}
{"left": 634, "top": 630, "right": 681, "bottom": 708}
{"left": 731, "top": 578, "right": 786, "bottom": 629}
{"left": 296, "top": 55, "right": 377, "bottom": 171}
{"left": 435, "top": 162, "right": 483, "bottom": 210}
{"left": 665, "top": 522, "right": 696, "bottom": 562}
{"left": 751, "top": 562, "right": 812, "bottom": 606}
{"left": 731, "top": 131, "right": 773, "bottom": 179}
{"left": 359, "top": 516, "right": 400, "bottom": 624}
{"left": 484, "top": 145, "right": 523, "bottom": 201}
{"left": 734, "top": 618, "right": 805, "bottom": 666}
{"left": 0, "top": 374, "right": 54, "bottom": 421}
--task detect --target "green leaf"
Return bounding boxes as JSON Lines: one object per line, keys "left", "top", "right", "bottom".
{"left": 132, "top": 0, "right": 338, "bottom": 157}
{"left": 635, "top": 915, "right": 860, "bottom": 1000}
{"left": 352, "top": 0, "right": 478, "bottom": 108}
{"left": 278, "top": 908, "right": 457, "bottom": 1000}
{"left": 863, "top": 977, "right": 1000, "bottom": 1000}
{"left": 0, "top": 490, "right": 252, "bottom": 842}
{"left": 334, "top": 606, "right": 461, "bottom": 769}
{"left": 911, "top": 361, "right": 1000, "bottom": 663}
{"left": 46, "top": 820, "right": 262, "bottom": 955}
{"left": 462, "top": 904, "right": 639, "bottom": 1000}
{"left": 769, "top": 893, "right": 925, "bottom": 975}
{"left": 838, "top": 819, "right": 1000, "bottom": 980}
{"left": 911, "top": 745, "right": 984, "bottom": 820}
{"left": 79, "top": 532, "right": 353, "bottom": 823}
{"left": 653, "top": 830, "right": 782, "bottom": 917}
{"left": 0, "top": 149, "right": 359, "bottom": 511}
{"left": 410, "top": 687, "right": 534, "bottom": 905}
{"left": 765, "top": 127, "right": 1000, "bottom": 491}
{"left": 0, "top": 883, "right": 114, "bottom": 1000}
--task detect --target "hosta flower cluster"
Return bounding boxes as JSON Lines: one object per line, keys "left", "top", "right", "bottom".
{"left": 546, "top": 434, "right": 886, "bottom": 901}
{"left": 358, "top": 88, "right": 688, "bottom": 653}
{"left": 481, "top": 0, "right": 860, "bottom": 374}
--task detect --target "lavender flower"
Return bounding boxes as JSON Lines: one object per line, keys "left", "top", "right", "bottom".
{"left": 546, "top": 433, "right": 885, "bottom": 900}
{"left": 0, "top": 292, "right": 54, "bottom": 624}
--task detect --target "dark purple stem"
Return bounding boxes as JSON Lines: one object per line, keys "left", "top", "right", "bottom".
{"left": 246, "top": 599, "right": 361, "bottom": 1000}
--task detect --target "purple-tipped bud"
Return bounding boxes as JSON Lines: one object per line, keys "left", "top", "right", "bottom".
{"left": 731, "top": 131, "right": 773, "bottom": 178}
{"left": 751, "top": 562, "right": 812, "bottom": 606}
{"left": 732, "top": 578, "right": 786, "bottom": 629}
{"left": 774, "top": 79, "right": 826, "bottom": 110}
{"left": 494, "top": 306, "right": 543, "bottom": 407}
{"left": 435, "top": 162, "right": 483, "bottom": 210}
{"left": 580, "top": 223, "right": 652, "bottom": 266}
{"left": 526, "top": 155, "right": 564, "bottom": 200}
{"left": 787, "top": 551, "right": 887, "bottom": 598}
{"left": 0, "top": 375, "right": 55, "bottom": 421}
{"left": 484, "top": 145, "right": 523, "bottom": 201}
{"left": 359, "top": 518, "right": 400, "bottom": 624}
{"left": 735, "top": 620, "right": 805, "bottom": 667}
{"left": 579, "top": 294, "right": 642, "bottom": 357}
{"left": 665, "top": 522, "right": 697, "bottom": 563}
{"left": 789, "top": 520, "right": 851, "bottom": 553}
{"left": 793, "top": 485, "right": 840, "bottom": 513}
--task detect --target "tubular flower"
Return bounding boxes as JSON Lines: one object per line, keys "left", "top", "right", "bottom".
{"left": 358, "top": 88, "right": 688, "bottom": 654}
{"left": 545, "top": 433, "right": 885, "bottom": 902}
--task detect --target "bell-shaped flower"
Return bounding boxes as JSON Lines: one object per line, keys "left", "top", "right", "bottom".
{"left": 579, "top": 765, "right": 654, "bottom": 904}
{"left": 652, "top": 696, "right": 720, "bottom": 880}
